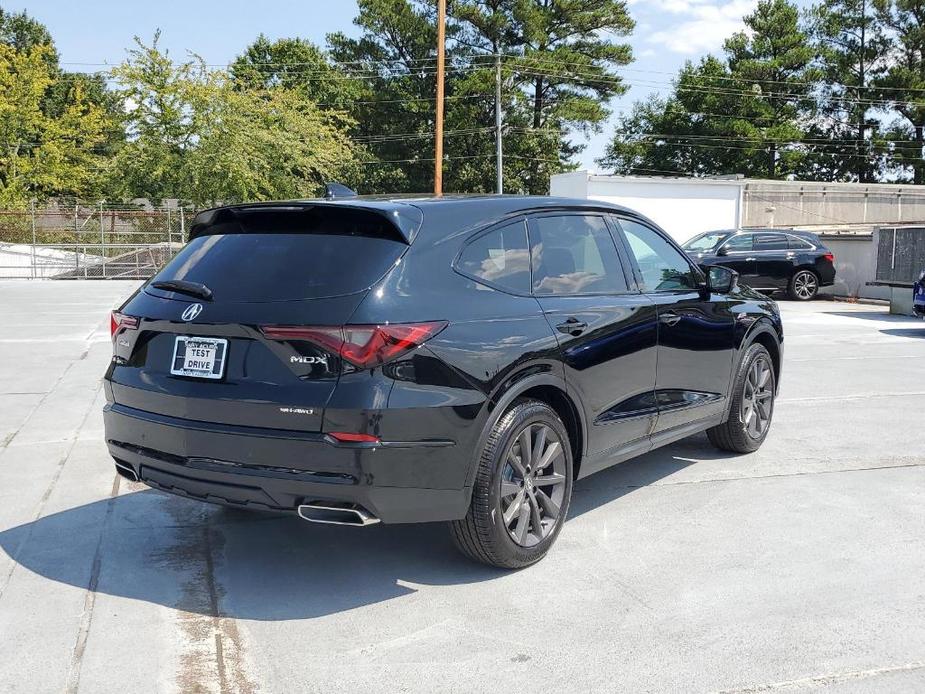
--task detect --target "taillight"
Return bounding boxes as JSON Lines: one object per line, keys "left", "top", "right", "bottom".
{"left": 260, "top": 321, "right": 447, "bottom": 369}
{"left": 110, "top": 311, "right": 139, "bottom": 340}
{"left": 822, "top": 252, "right": 835, "bottom": 263}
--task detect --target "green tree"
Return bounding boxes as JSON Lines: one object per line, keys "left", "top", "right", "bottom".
{"left": 452, "top": 0, "right": 635, "bottom": 192}
{"left": 108, "top": 35, "right": 201, "bottom": 203}
{"left": 599, "top": 57, "right": 770, "bottom": 176}
{"left": 329, "top": 0, "right": 634, "bottom": 194}
{"left": 724, "top": 0, "right": 820, "bottom": 178}
{"left": 0, "top": 43, "right": 111, "bottom": 205}
{"left": 111, "top": 35, "right": 364, "bottom": 206}
{"left": 0, "top": 8, "right": 55, "bottom": 60}
{"left": 0, "top": 43, "right": 51, "bottom": 204}
{"left": 808, "top": 0, "right": 889, "bottom": 181}
{"left": 328, "top": 0, "right": 444, "bottom": 192}
{"left": 872, "top": 0, "right": 925, "bottom": 183}
{"left": 600, "top": 0, "right": 818, "bottom": 180}
{"left": 0, "top": 8, "right": 123, "bottom": 200}
{"left": 230, "top": 34, "right": 365, "bottom": 110}
{"left": 187, "top": 75, "right": 363, "bottom": 206}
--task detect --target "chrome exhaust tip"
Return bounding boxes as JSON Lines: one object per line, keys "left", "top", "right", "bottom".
{"left": 113, "top": 460, "right": 139, "bottom": 483}
{"left": 297, "top": 501, "right": 380, "bottom": 527}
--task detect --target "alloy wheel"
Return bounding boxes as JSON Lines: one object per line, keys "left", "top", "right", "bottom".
{"left": 499, "top": 422, "right": 568, "bottom": 548}
{"left": 793, "top": 271, "right": 817, "bottom": 300}
{"left": 741, "top": 356, "right": 773, "bottom": 439}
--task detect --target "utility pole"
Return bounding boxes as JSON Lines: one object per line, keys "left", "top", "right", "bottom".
{"left": 434, "top": 0, "right": 446, "bottom": 196}
{"left": 495, "top": 53, "right": 503, "bottom": 194}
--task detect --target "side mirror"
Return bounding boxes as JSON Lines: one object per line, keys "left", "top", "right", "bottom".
{"left": 704, "top": 265, "right": 738, "bottom": 294}
{"left": 716, "top": 246, "right": 729, "bottom": 257}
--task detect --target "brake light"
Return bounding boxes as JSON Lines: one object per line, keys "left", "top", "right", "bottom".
{"left": 822, "top": 252, "right": 835, "bottom": 263}
{"left": 110, "top": 311, "right": 139, "bottom": 340}
{"left": 260, "top": 321, "right": 447, "bottom": 369}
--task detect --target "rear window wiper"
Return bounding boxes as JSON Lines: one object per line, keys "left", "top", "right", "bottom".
{"left": 151, "top": 279, "right": 214, "bottom": 301}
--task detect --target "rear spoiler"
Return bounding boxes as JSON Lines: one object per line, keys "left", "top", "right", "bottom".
{"left": 188, "top": 201, "right": 423, "bottom": 244}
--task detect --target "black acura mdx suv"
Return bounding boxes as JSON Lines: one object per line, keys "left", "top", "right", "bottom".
{"left": 104, "top": 196, "right": 783, "bottom": 568}
{"left": 683, "top": 228, "right": 836, "bottom": 300}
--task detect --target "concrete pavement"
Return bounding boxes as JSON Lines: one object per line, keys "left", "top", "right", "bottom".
{"left": 0, "top": 282, "right": 923, "bottom": 693}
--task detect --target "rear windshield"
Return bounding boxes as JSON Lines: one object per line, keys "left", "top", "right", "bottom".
{"left": 152, "top": 226, "right": 405, "bottom": 302}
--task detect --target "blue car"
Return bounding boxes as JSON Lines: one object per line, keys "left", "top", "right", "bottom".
{"left": 915, "top": 270, "right": 925, "bottom": 317}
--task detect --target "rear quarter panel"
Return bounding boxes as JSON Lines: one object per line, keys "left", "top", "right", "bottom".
{"left": 343, "top": 210, "right": 564, "bottom": 475}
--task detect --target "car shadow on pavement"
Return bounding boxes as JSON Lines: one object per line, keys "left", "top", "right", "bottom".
{"left": 880, "top": 327, "right": 925, "bottom": 339}
{"left": 0, "top": 439, "right": 716, "bottom": 621}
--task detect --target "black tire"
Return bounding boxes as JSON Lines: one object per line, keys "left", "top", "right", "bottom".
{"left": 707, "top": 343, "right": 776, "bottom": 453}
{"left": 450, "top": 399, "right": 573, "bottom": 569}
{"left": 788, "top": 269, "right": 819, "bottom": 301}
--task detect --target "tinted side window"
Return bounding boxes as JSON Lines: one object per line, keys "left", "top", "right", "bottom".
{"left": 529, "top": 215, "right": 627, "bottom": 295}
{"left": 618, "top": 219, "right": 698, "bottom": 292}
{"left": 788, "top": 236, "right": 815, "bottom": 250}
{"left": 457, "top": 220, "right": 530, "bottom": 293}
{"left": 754, "top": 233, "right": 789, "bottom": 251}
{"left": 723, "top": 234, "right": 753, "bottom": 251}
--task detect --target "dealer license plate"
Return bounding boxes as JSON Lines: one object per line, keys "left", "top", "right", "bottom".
{"left": 170, "top": 336, "right": 227, "bottom": 379}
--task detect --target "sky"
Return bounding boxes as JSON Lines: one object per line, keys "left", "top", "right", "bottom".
{"left": 18, "top": 0, "right": 813, "bottom": 171}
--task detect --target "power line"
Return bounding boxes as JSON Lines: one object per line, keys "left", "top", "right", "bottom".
{"left": 610, "top": 138, "right": 896, "bottom": 161}
{"left": 42, "top": 56, "right": 925, "bottom": 110}
{"left": 47, "top": 50, "right": 925, "bottom": 97}
{"left": 634, "top": 132, "right": 925, "bottom": 145}
{"left": 360, "top": 152, "right": 563, "bottom": 165}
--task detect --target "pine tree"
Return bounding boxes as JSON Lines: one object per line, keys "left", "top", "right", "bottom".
{"left": 600, "top": 0, "right": 818, "bottom": 180}
{"left": 328, "top": 0, "right": 634, "bottom": 194}
{"left": 872, "top": 0, "right": 925, "bottom": 183}
{"left": 809, "top": 0, "right": 888, "bottom": 181}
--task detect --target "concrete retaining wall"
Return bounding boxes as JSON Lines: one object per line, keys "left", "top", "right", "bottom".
{"left": 741, "top": 182, "right": 925, "bottom": 228}
{"left": 817, "top": 234, "right": 890, "bottom": 301}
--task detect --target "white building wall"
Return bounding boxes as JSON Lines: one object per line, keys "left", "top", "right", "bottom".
{"left": 551, "top": 172, "right": 743, "bottom": 243}
{"left": 547, "top": 171, "right": 590, "bottom": 200}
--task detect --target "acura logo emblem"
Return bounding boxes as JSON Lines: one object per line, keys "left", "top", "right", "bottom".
{"left": 181, "top": 303, "right": 203, "bottom": 322}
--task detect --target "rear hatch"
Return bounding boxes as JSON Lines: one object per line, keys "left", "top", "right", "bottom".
{"left": 108, "top": 204, "right": 416, "bottom": 432}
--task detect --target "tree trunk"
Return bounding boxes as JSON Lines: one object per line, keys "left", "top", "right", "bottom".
{"left": 768, "top": 142, "right": 777, "bottom": 178}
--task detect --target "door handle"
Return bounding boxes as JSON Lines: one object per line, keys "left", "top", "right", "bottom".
{"left": 556, "top": 317, "right": 588, "bottom": 336}
{"left": 745, "top": 257, "right": 757, "bottom": 262}
{"left": 659, "top": 311, "right": 682, "bottom": 327}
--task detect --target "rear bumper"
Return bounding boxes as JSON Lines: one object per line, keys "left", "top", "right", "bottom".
{"left": 103, "top": 403, "right": 471, "bottom": 523}
{"left": 818, "top": 264, "right": 836, "bottom": 286}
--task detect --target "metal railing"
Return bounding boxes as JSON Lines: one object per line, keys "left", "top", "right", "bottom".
{"left": 0, "top": 202, "right": 193, "bottom": 280}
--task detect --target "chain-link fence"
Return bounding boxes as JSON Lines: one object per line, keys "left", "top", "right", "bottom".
{"left": 0, "top": 203, "right": 194, "bottom": 279}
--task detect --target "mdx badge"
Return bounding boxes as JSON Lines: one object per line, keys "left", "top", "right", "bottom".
{"left": 181, "top": 303, "right": 203, "bottom": 322}
{"left": 291, "top": 355, "right": 329, "bottom": 367}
